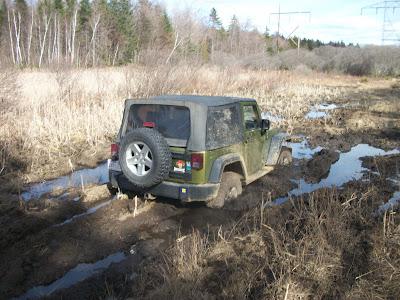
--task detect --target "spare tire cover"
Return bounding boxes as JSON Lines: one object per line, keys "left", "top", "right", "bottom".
{"left": 119, "top": 128, "right": 172, "bottom": 189}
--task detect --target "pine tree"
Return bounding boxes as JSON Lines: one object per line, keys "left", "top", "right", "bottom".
{"left": 228, "top": 15, "right": 240, "bottom": 53}
{"left": 228, "top": 15, "right": 239, "bottom": 32}
{"left": 160, "top": 10, "right": 173, "bottom": 47}
{"left": 264, "top": 26, "right": 270, "bottom": 38}
{"left": 65, "top": 0, "right": 76, "bottom": 18}
{"left": 78, "top": 0, "right": 91, "bottom": 32}
{"left": 135, "top": 0, "right": 153, "bottom": 50}
{"left": 53, "top": 0, "right": 64, "bottom": 14}
{"left": 209, "top": 8, "right": 222, "bottom": 29}
{"left": 162, "top": 11, "right": 172, "bottom": 35}
{"left": 109, "top": 0, "right": 137, "bottom": 63}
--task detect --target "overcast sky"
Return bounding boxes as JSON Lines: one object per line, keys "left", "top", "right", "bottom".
{"left": 163, "top": 0, "right": 400, "bottom": 45}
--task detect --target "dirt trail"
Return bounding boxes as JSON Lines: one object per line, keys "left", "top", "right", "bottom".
{"left": 1, "top": 79, "right": 400, "bottom": 299}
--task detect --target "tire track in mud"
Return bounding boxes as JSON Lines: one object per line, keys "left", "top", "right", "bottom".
{"left": 0, "top": 196, "right": 182, "bottom": 298}
{"left": 2, "top": 187, "right": 249, "bottom": 299}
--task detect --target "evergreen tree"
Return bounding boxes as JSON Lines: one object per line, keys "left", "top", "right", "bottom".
{"left": 53, "top": 0, "right": 64, "bottom": 14}
{"left": 228, "top": 15, "right": 240, "bottom": 52}
{"left": 135, "top": 0, "right": 152, "bottom": 50}
{"left": 65, "top": 0, "right": 76, "bottom": 18}
{"left": 209, "top": 7, "right": 222, "bottom": 29}
{"left": 228, "top": 15, "right": 239, "bottom": 33}
{"left": 78, "top": 0, "right": 91, "bottom": 32}
{"left": 160, "top": 10, "right": 173, "bottom": 47}
{"left": 109, "top": 0, "right": 137, "bottom": 63}
{"left": 162, "top": 11, "right": 172, "bottom": 35}
{"left": 264, "top": 26, "right": 270, "bottom": 38}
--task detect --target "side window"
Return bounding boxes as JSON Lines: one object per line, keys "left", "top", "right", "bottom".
{"left": 206, "top": 105, "right": 242, "bottom": 149}
{"left": 243, "top": 105, "right": 260, "bottom": 130}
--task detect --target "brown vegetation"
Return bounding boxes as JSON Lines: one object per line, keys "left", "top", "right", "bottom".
{"left": 0, "top": 65, "right": 347, "bottom": 187}
{"left": 132, "top": 187, "right": 400, "bottom": 299}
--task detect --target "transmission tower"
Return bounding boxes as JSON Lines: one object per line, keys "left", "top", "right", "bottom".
{"left": 270, "top": 5, "right": 311, "bottom": 53}
{"left": 361, "top": 1, "right": 400, "bottom": 45}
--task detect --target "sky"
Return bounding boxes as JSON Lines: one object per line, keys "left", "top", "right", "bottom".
{"left": 162, "top": 0, "right": 400, "bottom": 45}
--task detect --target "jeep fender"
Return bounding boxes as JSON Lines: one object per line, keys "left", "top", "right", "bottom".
{"left": 265, "top": 132, "right": 289, "bottom": 165}
{"left": 209, "top": 154, "right": 247, "bottom": 183}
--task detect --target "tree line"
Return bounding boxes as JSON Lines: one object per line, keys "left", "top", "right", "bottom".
{"left": 0, "top": 1, "right": 358, "bottom": 68}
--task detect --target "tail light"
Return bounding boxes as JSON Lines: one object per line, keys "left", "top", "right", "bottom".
{"left": 111, "top": 143, "right": 119, "bottom": 159}
{"left": 191, "top": 153, "right": 204, "bottom": 170}
{"left": 143, "top": 122, "right": 155, "bottom": 128}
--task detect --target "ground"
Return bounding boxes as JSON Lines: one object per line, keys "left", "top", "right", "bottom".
{"left": 0, "top": 69, "right": 399, "bottom": 299}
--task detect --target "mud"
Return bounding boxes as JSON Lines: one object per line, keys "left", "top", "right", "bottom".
{"left": 303, "top": 149, "right": 340, "bottom": 183}
{"left": 1, "top": 78, "right": 400, "bottom": 299}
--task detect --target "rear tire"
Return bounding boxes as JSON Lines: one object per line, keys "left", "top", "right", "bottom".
{"left": 107, "top": 182, "right": 118, "bottom": 196}
{"left": 207, "top": 172, "right": 242, "bottom": 208}
{"left": 119, "top": 128, "right": 172, "bottom": 190}
{"left": 277, "top": 146, "right": 292, "bottom": 166}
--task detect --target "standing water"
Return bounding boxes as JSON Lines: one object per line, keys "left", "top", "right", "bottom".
{"left": 272, "top": 144, "right": 400, "bottom": 205}
{"left": 21, "top": 162, "right": 109, "bottom": 201}
{"left": 15, "top": 252, "right": 126, "bottom": 300}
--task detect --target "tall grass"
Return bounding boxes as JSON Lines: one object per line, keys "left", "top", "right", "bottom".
{"left": 0, "top": 65, "right": 345, "bottom": 185}
{"left": 132, "top": 187, "right": 400, "bottom": 299}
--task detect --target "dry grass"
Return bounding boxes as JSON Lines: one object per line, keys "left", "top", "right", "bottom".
{"left": 131, "top": 187, "right": 400, "bottom": 299}
{"left": 1, "top": 64, "right": 348, "bottom": 187}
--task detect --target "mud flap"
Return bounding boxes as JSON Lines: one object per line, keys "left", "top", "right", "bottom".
{"left": 265, "top": 133, "right": 289, "bottom": 165}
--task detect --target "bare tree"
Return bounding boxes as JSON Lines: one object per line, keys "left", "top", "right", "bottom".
{"left": 38, "top": 13, "right": 51, "bottom": 67}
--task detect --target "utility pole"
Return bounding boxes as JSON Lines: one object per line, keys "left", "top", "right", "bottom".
{"left": 270, "top": 6, "right": 311, "bottom": 53}
{"left": 361, "top": 1, "right": 400, "bottom": 45}
{"left": 276, "top": 4, "right": 280, "bottom": 53}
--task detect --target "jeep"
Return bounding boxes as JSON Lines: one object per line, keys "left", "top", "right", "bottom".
{"left": 108, "top": 95, "right": 292, "bottom": 208}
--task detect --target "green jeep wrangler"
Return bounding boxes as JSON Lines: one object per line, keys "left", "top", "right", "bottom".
{"left": 108, "top": 95, "right": 292, "bottom": 208}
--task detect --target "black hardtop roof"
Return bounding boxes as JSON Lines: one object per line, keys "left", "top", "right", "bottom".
{"left": 148, "top": 95, "right": 256, "bottom": 106}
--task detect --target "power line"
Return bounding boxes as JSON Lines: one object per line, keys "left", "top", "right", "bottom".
{"left": 269, "top": 5, "right": 311, "bottom": 53}
{"left": 361, "top": 0, "right": 400, "bottom": 45}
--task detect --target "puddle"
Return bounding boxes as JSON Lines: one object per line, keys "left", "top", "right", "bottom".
{"left": 315, "top": 103, "right": 338, "bottom": 110}
{"left": 378, "top": 191, "right": 400, "bottom": 213}
{"left": 289, "top": 140, "right": 323, "bottom": 160}
{"left": 53, "top": 197, "right": 116, "bottom": 227}
{"left": 22, "top": 162, "right": 109, "bottom": 201}
{"left": 261, "top": 111, "right": 283, "bottom": 123}
{"left": 306, "top": 103, "right": 338, "bottom": 119}
{"left": 306, "top": 111, "right": 328, "bottom": 119}
{"left": 15, "top": 252, "right": 126, "bottom": 300}
{"left": 387, "top": 177, "right": 400, "bottom": 185}
{"left": 271, "top": 144, "right": 400, "bottom": 205}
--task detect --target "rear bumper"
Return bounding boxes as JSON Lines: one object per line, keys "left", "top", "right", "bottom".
{"left": 109, "top": 171, "right": 219, "bottom": 202}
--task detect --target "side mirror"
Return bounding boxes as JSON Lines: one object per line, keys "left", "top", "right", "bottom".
{"left": 261, "top": 119, "right": 270, "bottom": 132}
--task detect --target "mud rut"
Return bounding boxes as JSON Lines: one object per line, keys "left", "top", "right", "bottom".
{"left": 1, "top": 85, "right": 400, "bottom": 299}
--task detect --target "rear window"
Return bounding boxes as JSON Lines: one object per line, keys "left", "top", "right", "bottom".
{"left": 206, "top": 105, "right": 242, "bottom": 149}
{"left": 127, "top": 104, "right": 190, "bottom": 146}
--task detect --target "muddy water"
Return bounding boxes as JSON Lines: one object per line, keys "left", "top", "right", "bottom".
{"left": 53, "top": 197, "right": 117, "bottom": 227}
{"left": 306, "top": 103, "right": 338, "bottom": 119}
{"left": 15, "top": 252, "right": 126, "bottom": 300}
{"left": 273, "top": 144, "right": 400, "bottom": 205}
{"left": 289, "top": 140, "right": 323, "bottom": 160}
{"left": 22, "top": 162, "right": 109, "bottom": 201}
{"left": 378, "top": 191, "right": 400, "bottom": 213}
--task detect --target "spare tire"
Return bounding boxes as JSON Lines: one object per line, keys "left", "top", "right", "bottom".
{"left": 119, "top": 128, "right": 172, "bottom": 189}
